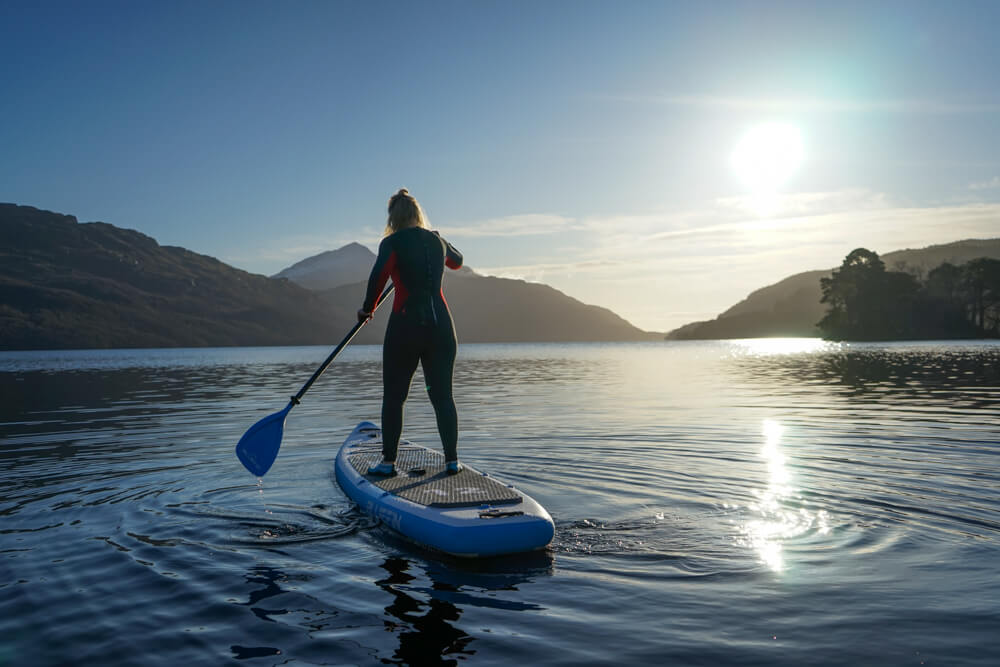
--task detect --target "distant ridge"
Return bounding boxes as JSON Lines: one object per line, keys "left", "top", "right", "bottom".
{"left": 272, "top": 242, "right": 376, "bottom": 290}
{"left": 666, "top": 238, "right": 1000, "bottom": 340}
{"left": 0, "top": 205, "right": 658, "bottom": 350}
{"left": 318, "top": 275, "right": 659, "bottom": 344}
{"left": 276, "top": 245, "right": 656, "bottom": 343}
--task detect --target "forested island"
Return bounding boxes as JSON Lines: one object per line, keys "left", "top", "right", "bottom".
{"left": 818, "top": 248, "right": 1000, "bottom": 340}
{"left": 665, "top": 239, "right": 1000, "bottom": 341}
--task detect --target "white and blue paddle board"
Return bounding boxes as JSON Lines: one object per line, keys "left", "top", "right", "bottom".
{"left": 335, "top": 421, "right": 555, "bottom": 558}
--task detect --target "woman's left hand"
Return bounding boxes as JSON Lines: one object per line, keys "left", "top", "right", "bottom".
{"left": 357, "top": 309, "right": 372, "bottom": 323}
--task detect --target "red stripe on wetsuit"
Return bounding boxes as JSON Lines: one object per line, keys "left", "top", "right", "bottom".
{"left": 364, "top": 249, "right": 410, "bottom": 313}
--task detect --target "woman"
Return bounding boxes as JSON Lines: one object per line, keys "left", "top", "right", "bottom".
{"left": 358, "top": 189, "right": 464, "bottom": 476}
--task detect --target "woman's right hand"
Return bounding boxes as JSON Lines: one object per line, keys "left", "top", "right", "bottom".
{"left": 357, "top": 309, "right": 372, "bottom": 323}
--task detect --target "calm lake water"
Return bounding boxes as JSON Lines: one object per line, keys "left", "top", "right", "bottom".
{"left": 2, "top": 340, "right": 999, "bottom": 666}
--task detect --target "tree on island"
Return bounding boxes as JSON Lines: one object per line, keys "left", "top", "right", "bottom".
{"left": 818, "top": 248, "right": 1000, "bottom": 340}
{"left": 963, "top": 258, "right": 1000, "bottom": 335}
{"left": 818, "top": 248, "right": 919, "bottom": 340}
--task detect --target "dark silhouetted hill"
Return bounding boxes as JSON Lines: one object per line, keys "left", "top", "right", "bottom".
{"left": 276, "top": 245, "right": 660, "bottom": 343}
{"left": 0, "top": 204, "right": 343, "bottom": 350}
{"left": 318, "top": 275, "right": 659, "bottom": 344}
{"left": 1, "top": 205, "right": 658, "bottom": 350}
{"left": 666, "top": 239, "right": 1000, "bottom": 340}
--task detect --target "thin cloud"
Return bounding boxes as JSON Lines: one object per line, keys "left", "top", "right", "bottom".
{"left": 601, "top": 93, "right": 1000, "bottom": 115}
{"left": 538, "top": 191, "right": 893, "bottom": 254}
{"left": 475, "top": 258, "right": 625, "bottom": 282}
{"left": 438, "top": 214, "right": 577, "bottom": 238}
{"left": 714, "top": 189, "right": 889, "bottom": 218}
{"left": 968, "top": 176, "right": 1000, "bottom": 190}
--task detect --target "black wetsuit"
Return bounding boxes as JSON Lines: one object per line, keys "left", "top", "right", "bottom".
{"left": 362, "top": 227, "right": 463, "bottom": 462}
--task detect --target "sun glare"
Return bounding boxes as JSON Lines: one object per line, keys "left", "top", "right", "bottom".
{"left": 731, "top": 123, "right": 804, "bottom": 216}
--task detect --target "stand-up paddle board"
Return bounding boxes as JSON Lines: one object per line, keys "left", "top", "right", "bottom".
{"left": 335, "top": 421, "right": 555, "bottom": 557}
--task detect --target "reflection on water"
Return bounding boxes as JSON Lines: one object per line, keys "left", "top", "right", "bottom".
{"left": 231, "top": 566, "right": 285, "bottom": 659}
{"left": 2, "top": 341, "right": 999, "bottom": 666}
{"left": 728, "top": 337, "right": 838, "bottom": 357}
{"left": 376, "top": 557, "right": 475, "bottom": 665}
{"left": 738, "top": 419, "right": 830, "bottom": 572}
{"left": 727, "top": 340, "right": 1000, "bottom": 408}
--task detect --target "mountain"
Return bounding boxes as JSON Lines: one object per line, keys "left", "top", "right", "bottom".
{"left": 0, "top": 205, "right": 658, "bottom": 350}
{"left": 0, "top": 204, "right": 343, "bottom": 349}
{"left": 666, "top": 238, "right": 1000, "bottom": 340}
{"left": 272, "top": 242, "right": 376, "bottom": 290}
{"left": 274, "top": 245, "right": 656, "bottom": 343}
{"left": 273, "top": 242, "right": 478, "bottom": 291}
{"left": 317, "top": 275, "right": 658, "bottom": 344}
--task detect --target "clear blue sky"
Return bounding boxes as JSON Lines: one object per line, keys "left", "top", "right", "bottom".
{"left": 3, "top": 1, "right": 999, "bottom": 331}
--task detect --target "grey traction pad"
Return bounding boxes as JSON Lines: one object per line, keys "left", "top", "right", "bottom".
{"left": 348, "top": 446, "right": 522, "bottom": 508}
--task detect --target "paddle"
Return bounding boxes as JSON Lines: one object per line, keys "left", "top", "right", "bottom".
{"left": 235, "top": 284, "right": 394, "bottom": 476}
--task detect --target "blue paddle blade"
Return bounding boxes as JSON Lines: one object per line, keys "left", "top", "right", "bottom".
{"left": 235, "top": 403, "right": 292, "bottom": 477}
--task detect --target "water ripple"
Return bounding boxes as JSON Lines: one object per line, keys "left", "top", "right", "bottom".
{"left": 2, "top": 341, "right": 999, "bottom": 666}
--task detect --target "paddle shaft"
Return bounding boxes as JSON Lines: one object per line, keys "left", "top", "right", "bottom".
{"left": 290, "top": 284, "right": 394, "bottom": 405}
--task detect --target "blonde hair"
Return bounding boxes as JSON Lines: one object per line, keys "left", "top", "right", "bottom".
{"left": 384, "top": 188, "right": 428, "bottom": 236}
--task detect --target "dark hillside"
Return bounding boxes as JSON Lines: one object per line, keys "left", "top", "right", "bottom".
{"left": 0, "top": 204, "right": 344, "bottom": 350}
{"left": 1, "top": 204, "right": 661, "bottom": 350}
{"left": 319, "top": 274, "right": 661, "bottom": 344}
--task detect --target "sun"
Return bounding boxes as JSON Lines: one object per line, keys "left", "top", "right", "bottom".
{"left": 730, "top": 123, "right": 804, "bottom": 216}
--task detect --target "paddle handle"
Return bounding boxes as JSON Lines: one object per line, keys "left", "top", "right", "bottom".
{"left": 290, "top": 283, "right": 394, "bottom": 405}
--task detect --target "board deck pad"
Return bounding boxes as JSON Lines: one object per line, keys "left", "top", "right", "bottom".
{"left": 348, "top": 446, "right": 522, "bottom": 508}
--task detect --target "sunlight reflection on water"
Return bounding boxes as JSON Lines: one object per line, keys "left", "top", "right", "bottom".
{"left": 738, "top": 419, "right": 830, "bottom": 572}
{"left": 2, "top": 342, "right": 1000, "bottom": 665}
{"left": 729, "top": 337, "right": 838, "bottom": 356}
